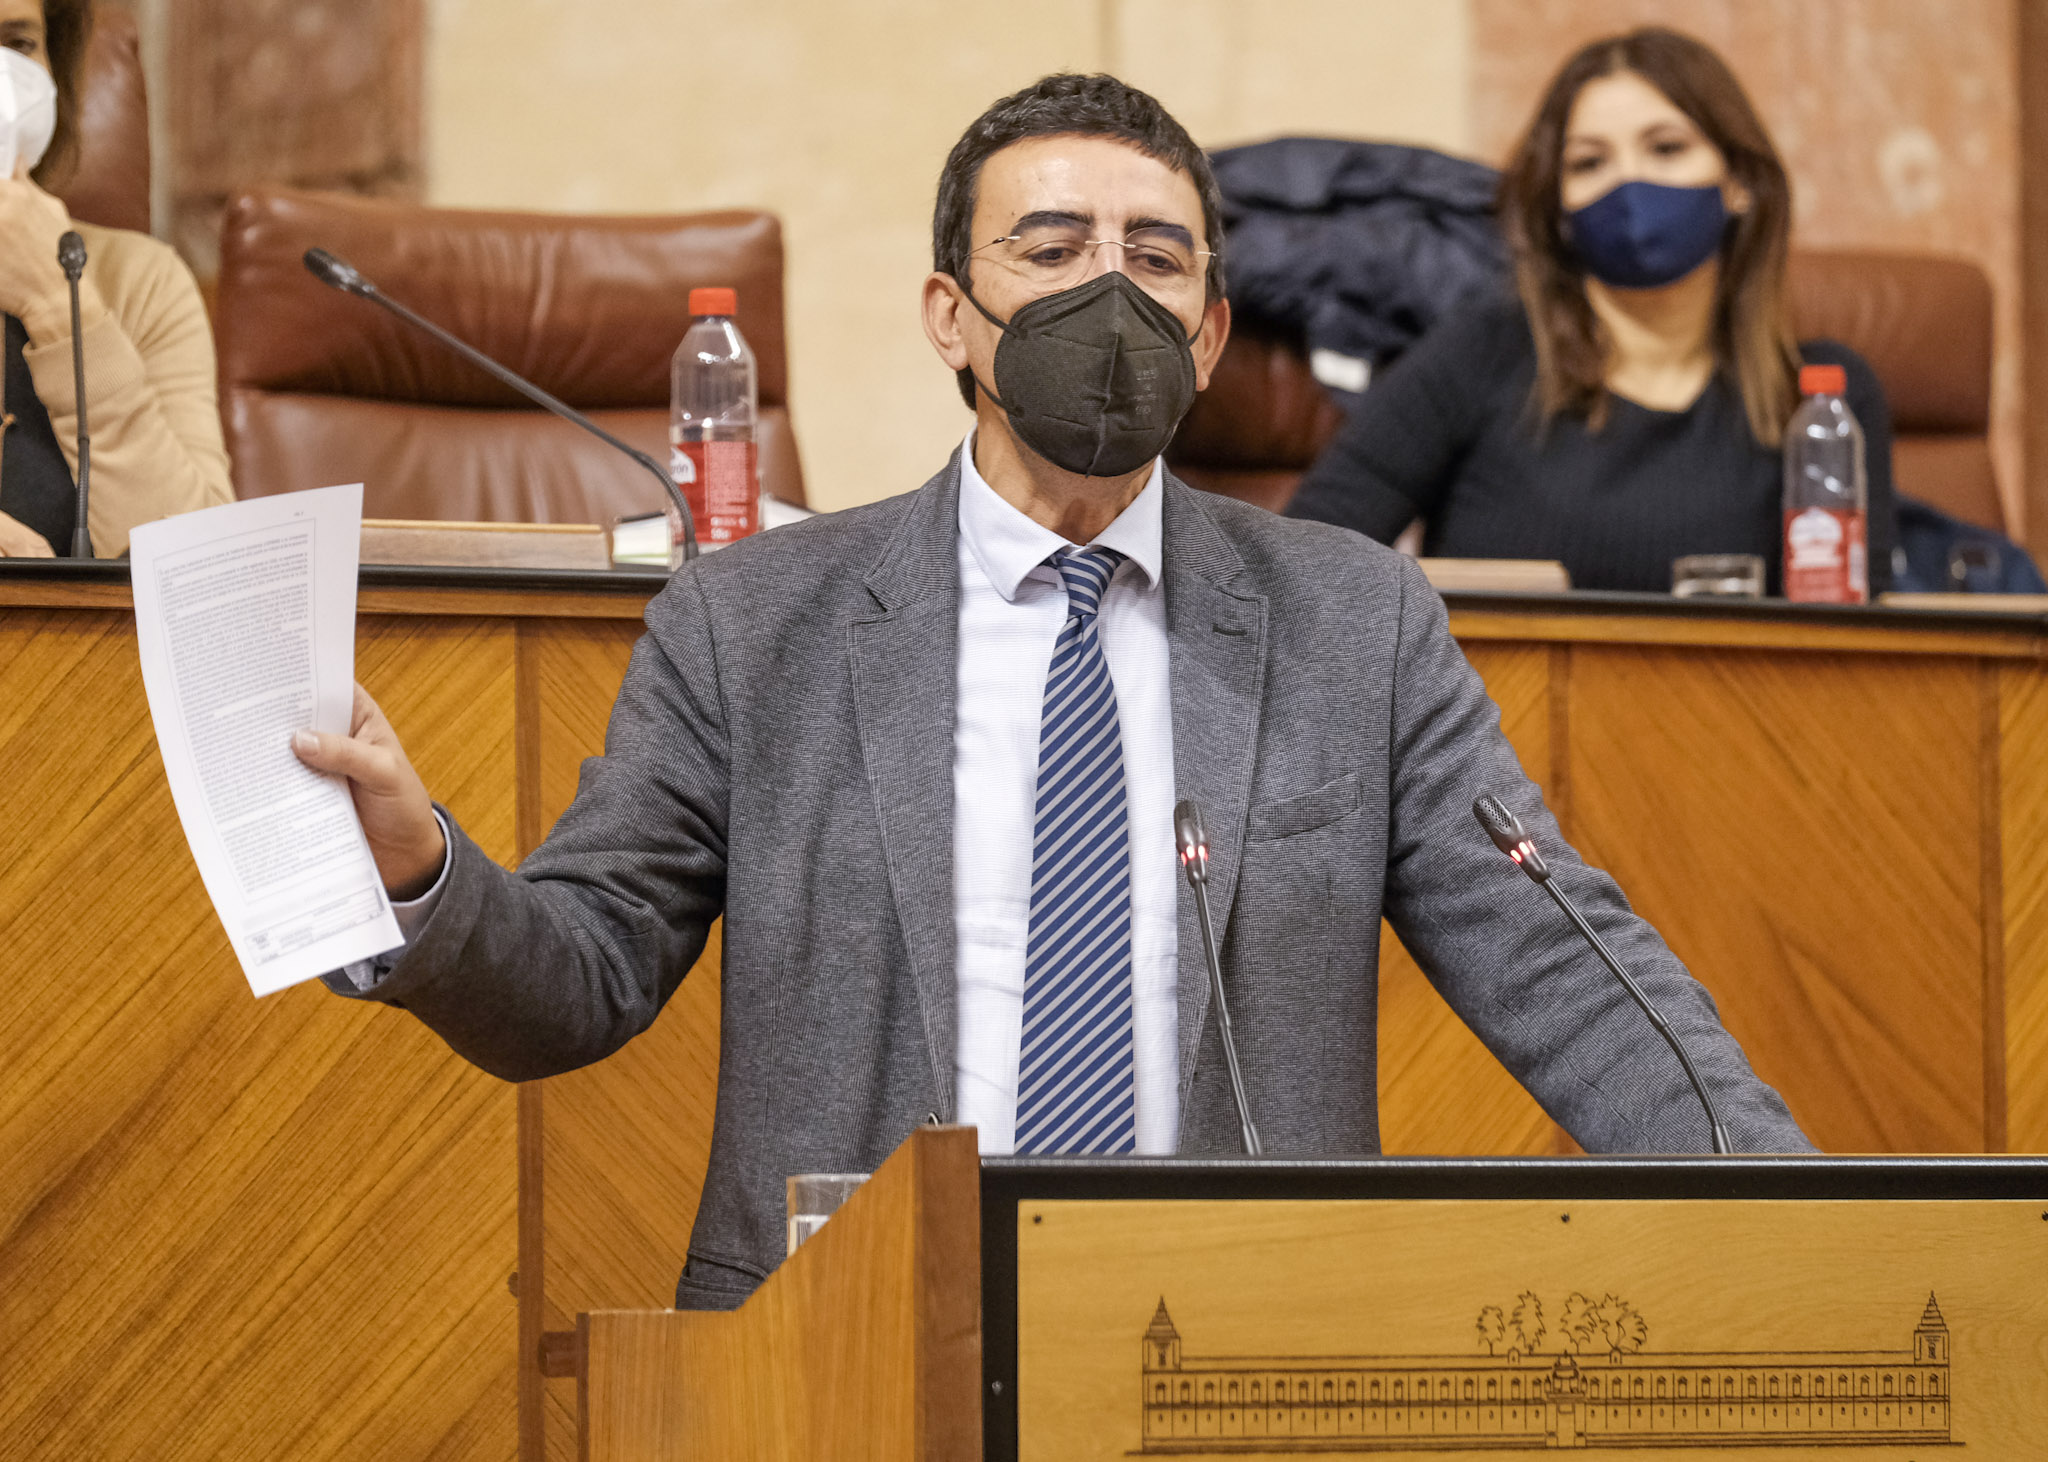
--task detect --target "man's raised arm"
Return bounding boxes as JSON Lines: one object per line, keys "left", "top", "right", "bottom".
{"left": 291, "top": 575, "right": 733, "bottom": 1082}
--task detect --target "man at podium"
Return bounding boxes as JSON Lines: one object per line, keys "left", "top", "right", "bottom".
{"left": 297, "top": 74, "right": 1809, "bottom": 1310}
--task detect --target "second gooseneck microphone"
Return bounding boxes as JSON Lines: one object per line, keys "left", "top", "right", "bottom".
{"left": 1174, "top": 798, "right": 1263, "bottom": 1156}
{"left": 1471, "top": 794, "right": 1732, "bottom": 1155}
{"left": 57, "top": 230, "right": 90, "bottom": 558}
{"left": 301, "top": 247, "right": 698, "bottom": 561}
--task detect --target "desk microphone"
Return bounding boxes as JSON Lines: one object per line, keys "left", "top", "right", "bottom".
{"left": 301, "top": 247, "right": 698, "bottom": 561}
{"left": 57, "top": 230, "right": 91, "bottom": 558}
{"left": 1472, "top": 794, "right": 1732, "bottom": 1155}
{"left": 1174, "top": 798, "right": 1262, "bottom": 1156}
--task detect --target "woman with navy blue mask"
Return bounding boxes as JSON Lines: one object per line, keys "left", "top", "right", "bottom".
{"left": 1288, "top": 26, "right": 1895, "bottom": 595}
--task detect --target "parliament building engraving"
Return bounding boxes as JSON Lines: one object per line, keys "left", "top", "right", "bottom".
{"left": 1139, "top": 1292, "right": 1953, "bottom": 1451}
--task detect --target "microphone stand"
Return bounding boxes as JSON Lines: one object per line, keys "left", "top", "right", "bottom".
{"left": 1473, "top": 794, "right": 1732, "bottom": 1155}
{"left": 57, "top": 231, "right": 90, "bottom": 558}
{"left": 301, "top": 248, "right": 698, "bottom": 562}
{"left": 1174, "top": 799, "right": 1263, "bottom": 1156}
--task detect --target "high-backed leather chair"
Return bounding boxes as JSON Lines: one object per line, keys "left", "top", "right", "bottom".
{"left": 1784, "top": 251, "right": 1998, "bottom": 530}
{"left": 1171, "top": 250, "right": 2002, "bottom": 531}
{"left": 215, "top": 188, "right": 804, "bottom": 522}
{"left": 53, "top": 7, "right": 151, "bottom": 233}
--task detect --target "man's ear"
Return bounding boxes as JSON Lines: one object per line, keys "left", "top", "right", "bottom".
{"left": 922, "top": 272, "right": 972, "bottom": 373}
{"left": 1191, "top": 295, "right": 1232, "bottom": 393}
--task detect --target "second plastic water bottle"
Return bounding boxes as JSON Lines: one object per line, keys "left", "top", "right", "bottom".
{"left": 671, "top": 287, "right": 760, "bottom": 547}
{"left": 1781, "top": 363, "right": 1868, "bottom": 604}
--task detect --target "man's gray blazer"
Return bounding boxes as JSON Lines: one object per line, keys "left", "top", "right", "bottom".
{"left": 337, "top": 452, "right": 1809, "bottom": 1309}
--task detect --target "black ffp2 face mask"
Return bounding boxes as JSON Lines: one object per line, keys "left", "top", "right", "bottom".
{"left": 962, "top": 270, "right": 1201, "bottom": 478}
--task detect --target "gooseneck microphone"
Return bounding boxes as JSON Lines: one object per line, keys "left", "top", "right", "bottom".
{"left": 301, "top": 248, "right": 698, "bottom": 561}
{"left": 1174, "top": 798, "right": 1262, "bottom": 1156}
{"left": 1472, "top": 794, "right": 1732, "bottom": 1155}
{"left": 57, "top": 230, "right": 91, "bottom": 558}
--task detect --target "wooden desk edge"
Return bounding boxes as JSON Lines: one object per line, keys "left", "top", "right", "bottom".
{"left": 0, "top": 578, "right": 654, "bottom": 622}
{"left": 1447, "top": 608, "right": 2048, "bottom": 659}
{"left": 8, "top": 576, "right": 2046, "bottom": 653}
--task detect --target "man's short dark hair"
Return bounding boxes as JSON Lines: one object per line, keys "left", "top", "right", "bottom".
{"left": 932, "top": 73, "right": 1226, "bottom": 408}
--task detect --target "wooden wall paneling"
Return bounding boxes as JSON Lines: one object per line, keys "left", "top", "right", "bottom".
{"left": 513, "top": 620, "right": 548, "bottom": 1462}
{"left": 1980, "top": 659, "right": 2008, "bottom": 1152}
{"left": 1377, "top": 642, "right": 1571, "bottom": 1155}
{"left": 165, "top": 0, "right": 424, "bottom": 280}
{"left": 2000, "top": 659, "right": 2048, "bottom": 1153}
{"left": 0, "top": 608, "right": 522, "bottom": 1462}
{"left": 1567, "top": 644, "right": 1986, "bottom": 1152}
{"left": 512, "top": 617, "right": 727, "bottom": 1462}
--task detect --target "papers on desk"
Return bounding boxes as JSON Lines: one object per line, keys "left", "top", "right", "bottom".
{"left": 1415, "top": 557, "right": 1572, "bottom": 594}
{"left": 130, "top": 484, "right": 400, "bottom": 995}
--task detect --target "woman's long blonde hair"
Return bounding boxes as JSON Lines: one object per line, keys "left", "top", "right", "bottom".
{"left": 1498, "top": 26, "right": 1801, "bottom": 446}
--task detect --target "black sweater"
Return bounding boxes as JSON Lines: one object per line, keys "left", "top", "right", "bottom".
{"left": 1286, "top": 296, "right": 1896, "bottom": 594}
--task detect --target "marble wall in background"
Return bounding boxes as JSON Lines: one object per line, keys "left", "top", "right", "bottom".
{"left": 1471, "top": 0, "right": 2025, "bottom": 536}
{"left": 163, "top": 0, "right": 424, "bottom": 279}
{"left": 122, "top": 2, "right": 2030, "bottom": 530}
{"left": 422, "top": 0, "right": 1471, "bottom": 514}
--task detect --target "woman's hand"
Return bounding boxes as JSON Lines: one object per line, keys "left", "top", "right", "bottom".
{"left": 291, "top": 683, "right": 448, "bottom": 900}
{"left": 0, "top": 171, "right": 76, "bottom": 335}
{"left": 0, "top": 509, "right": 56, "bottom": 557}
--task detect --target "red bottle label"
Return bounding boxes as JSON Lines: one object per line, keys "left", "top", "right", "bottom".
{"left": 1783, "top": 507, "right": 1868, "bottom": 604}
{"left": 672, "top": 440, "right": 760, "bottom": 545}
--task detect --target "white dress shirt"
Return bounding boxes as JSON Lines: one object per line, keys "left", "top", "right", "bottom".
{"left": 952, "top": 434, "right": 1180, "bottom": 1155}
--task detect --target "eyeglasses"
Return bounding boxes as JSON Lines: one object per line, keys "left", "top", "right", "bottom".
{"left": 970, "top": 225, "right": 1214, "bottom": 299}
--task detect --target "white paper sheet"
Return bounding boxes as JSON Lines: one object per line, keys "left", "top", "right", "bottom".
{"left": 131, "top": 484, "right": 401, "bottom": 995}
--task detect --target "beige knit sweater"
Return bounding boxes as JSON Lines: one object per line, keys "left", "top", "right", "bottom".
{"left": 14, "top": 221, "right": 232, "bottom": 556}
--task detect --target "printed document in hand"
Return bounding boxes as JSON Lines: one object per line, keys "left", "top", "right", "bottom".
{"left": 131, "top": 483, "right": 400, "bottom": 995}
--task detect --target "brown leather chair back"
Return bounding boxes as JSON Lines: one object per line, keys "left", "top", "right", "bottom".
{"left": 215, "top": 188, "right": 805, "bottom": 522}
{"left": 52, "top": 8, "right": 151, "bottom": 233}
{"left": 1166, "top": 321, "right": 1345, "bottom": 513}
{"left": 1785, "top": 251, "right": 1999, "bottom": 530}
{"left": 1172, "top": 249, "right": 2001, "bottom": 530}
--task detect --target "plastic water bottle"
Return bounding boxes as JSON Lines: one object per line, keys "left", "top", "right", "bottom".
{"left": 671, "top": 287, "right": 760, "bottom": 547}
{"left": 1781, "top": 363, "right": 1868, "bottom": 604}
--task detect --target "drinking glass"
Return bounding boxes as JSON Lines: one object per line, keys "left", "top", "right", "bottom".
{"left": 786, "top": 1172, "right": 869, "bottom": 1256}
{"left": 1671, "top": 553, "right": 1765, "bottom": 599}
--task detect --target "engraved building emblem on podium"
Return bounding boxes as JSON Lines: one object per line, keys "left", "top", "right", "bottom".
{"left": 1138, "top": 1291, "right": 1954, "bottom": 1451}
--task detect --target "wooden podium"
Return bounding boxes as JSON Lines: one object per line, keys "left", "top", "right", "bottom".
{"left": 579, "top": 1127, "right": 2048, "bottom": 1459}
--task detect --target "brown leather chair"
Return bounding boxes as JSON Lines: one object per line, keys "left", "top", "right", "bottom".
{"left": 1785, "top": 251, "right": 1998, "bottom": 530}
{"left": 52, "top": 7, "right": 151, "bottom": 233}
{"left": 215, "top": 188, "right": 805, "bottom": 523}
{"left": 1171, "top": 250, "right": 2002, "bottom": 531}
{"left": 1167, "top": 319, "right": 1346, "bottom": 512}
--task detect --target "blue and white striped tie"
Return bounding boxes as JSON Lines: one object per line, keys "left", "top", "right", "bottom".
{"left": 1014, "top": 545, "right": 1136, "bottom": 1155}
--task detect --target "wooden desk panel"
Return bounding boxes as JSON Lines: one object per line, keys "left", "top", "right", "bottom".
{"left": 9, "top": 573, "right": 2048, "bottom": 1462}
{"left": 1569, "top": 645, "right": 1988, "bottom": 1153}
{"left": 1375, "top": 642, "right": 1570, "bottom": 1157}
{"left": 0, "top": 604, "right": 522, "bottom": 1462}
{"left": 516, "top": 617, "right": 726, "bottom": 1462}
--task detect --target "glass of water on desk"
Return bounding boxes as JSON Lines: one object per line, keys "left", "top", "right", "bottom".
{"left": 786, "top": 1172, "right": 869, "bottom": 1256}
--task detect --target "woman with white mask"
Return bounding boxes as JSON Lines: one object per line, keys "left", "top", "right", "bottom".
{"left": 0, "top": 0, "right": 229, "bottom": 557}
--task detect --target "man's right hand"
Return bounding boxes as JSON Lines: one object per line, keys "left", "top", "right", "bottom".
{"left": 292, "top": 682, "right": 447, "bottom": 901}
